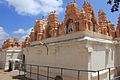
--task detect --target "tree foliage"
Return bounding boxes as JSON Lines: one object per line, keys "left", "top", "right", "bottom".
{"left": 107, "top": 0, "right": 120, "bottom": 12}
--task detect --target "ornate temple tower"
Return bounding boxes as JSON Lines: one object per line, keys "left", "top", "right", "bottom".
{"left": 79, "top": 1, "right": 97, "bottom": 31}
{"left": 79, "top": 9, "right": 89, "bottom": 31}
{"left": 21, "top": 42, "right": 25, "bottom": 48}
{"left": 98, "top": 9, "right": 108, "bottom": 35}
{"left": 30, "top": 29, "right": 35, "bottom": 42}
{"left": 116, "top": 14, "right": 120, "bottom": 37}
{"left": 2, "top": 37, "right": 22, "bottom": 49}
{"left": 45, "top": 11, "right": 59, "bottom": 38}
{"left": 98, "top": 9, "right": 115, "bottom": 37}
{"left": 34, "top": 18, "right": 45, "bottom": 41}
{"left": 60, "top": 1, "right": 79, "bottom": 34}
{"left": 98, "top": 9, "right": 108, "bottom": 22}
{"left": 7, "top": 38, "right": 13, "bottom": 48}
{"left": 2, "top": 40, "right": 6, "bottom": 49}
{"left": 13, "top": 37, "right": 20, "bottom": 47}
{"left": 22, "top": 37, "right": 30, "bottom": 48}
{"left": 25, "top": 37, "right": 30, "bottom": 45}
{"left": 34, "top": 21, "right": 38, "bottom": 41}
{"left": 2, "top": 42, "right": 5, "bottom": 49}
{"left": 2, "top": 38, "right": 13, "bottom": 49}
{"left": 108, "top": 22, "right": 115, "bottom": 37}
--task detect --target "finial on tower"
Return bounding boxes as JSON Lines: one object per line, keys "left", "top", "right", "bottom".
{"left": 84, "top": 0, "right": 88, "bottom": 4}
{"left": 42, "top": 16, "right": 44, "bottom": 19}
{"left": 74, "top": 0, "right": 76, "bottom": 3}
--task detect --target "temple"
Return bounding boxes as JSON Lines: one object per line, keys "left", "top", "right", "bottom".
{"left": 1, "top": 1, "right": 120, "bottom": 80}
{"left": 1, "top": 1, "right": 120, "bottom": 48}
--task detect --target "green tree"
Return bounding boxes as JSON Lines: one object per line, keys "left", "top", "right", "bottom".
{"left": 107, "top": 0, "right": 120, "bottom": 12}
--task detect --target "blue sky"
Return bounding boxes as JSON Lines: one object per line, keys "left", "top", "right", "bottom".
{"left": 0, "top": 0, "right": 119, "bottom": 46}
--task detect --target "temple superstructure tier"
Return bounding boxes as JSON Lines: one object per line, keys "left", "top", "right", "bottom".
{"left": 2, "top": 37, "right": 21, "bottom": 49}
{"left": 1, "top": 1, "right": 120, "bottom": 49}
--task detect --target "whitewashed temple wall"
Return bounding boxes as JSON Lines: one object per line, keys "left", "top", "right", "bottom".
{"left": 24, "top": 41, "right": 90, "bottom": 80}
{"left": 0, "top": 50, "right": 6, "bottom": 68}
{"left": 115, "top": 45, "right": 120, "bottom": 66}
{"left": 24, "top": 31, "right": 115, "bottom": 70}
{"left": 88, "top": 43, "right": 116, "bottom": 80}
{"left": 22, "top": 31, "right": 119, "bottom": 80}
{"left": 24, "top": 39, "right": 117, "bottom": 80}
{"left": 89, "top": 44, "right": 116, "bottom": 70}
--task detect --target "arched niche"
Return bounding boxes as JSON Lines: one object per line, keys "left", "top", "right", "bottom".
{"left": 14, "top": 42, "right": 19, "bottom": 47}
{"left": 46, "top": 26, "right": 52, "bottom": 38}
{"left": 34, "top": 31, "right": 38, "bottom": 41}
{"left": 64, "top": 19, "right": 75, "bottom": 34}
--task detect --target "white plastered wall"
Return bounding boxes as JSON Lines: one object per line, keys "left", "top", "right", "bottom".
{"left": 24, "top": 41, "right": 90, "bottom": 80}
{"left": 0, "top": 50, "right": 6, "bottom": 68}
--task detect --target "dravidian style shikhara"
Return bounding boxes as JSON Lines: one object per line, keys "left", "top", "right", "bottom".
{"left": 1, "top": 0, "right": 120, "bottom": 49}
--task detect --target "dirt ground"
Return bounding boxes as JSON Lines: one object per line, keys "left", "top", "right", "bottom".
{"left": 0, "top": 69, "right": 20, "bottom": 80}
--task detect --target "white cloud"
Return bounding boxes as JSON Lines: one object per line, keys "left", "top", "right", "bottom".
{"left": 13, "top": 28, "right": 25, "bottom": 34}
{"left": 14, "top": 27, "right": 33, "bottom": 41}
{"left": 20, "top": 27, "right": 33, "bottom": 41}
{"left": 0, "top": 27, "right": 9, "bottom": 45}
{"left": 26, "top": 27, "right": 33, "bottom": 35}
{"left": 5, "top": 0, "right": 63, "bottom": 16}
{"left": 0, "top": 26, "right": 32, "bottom": 46}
